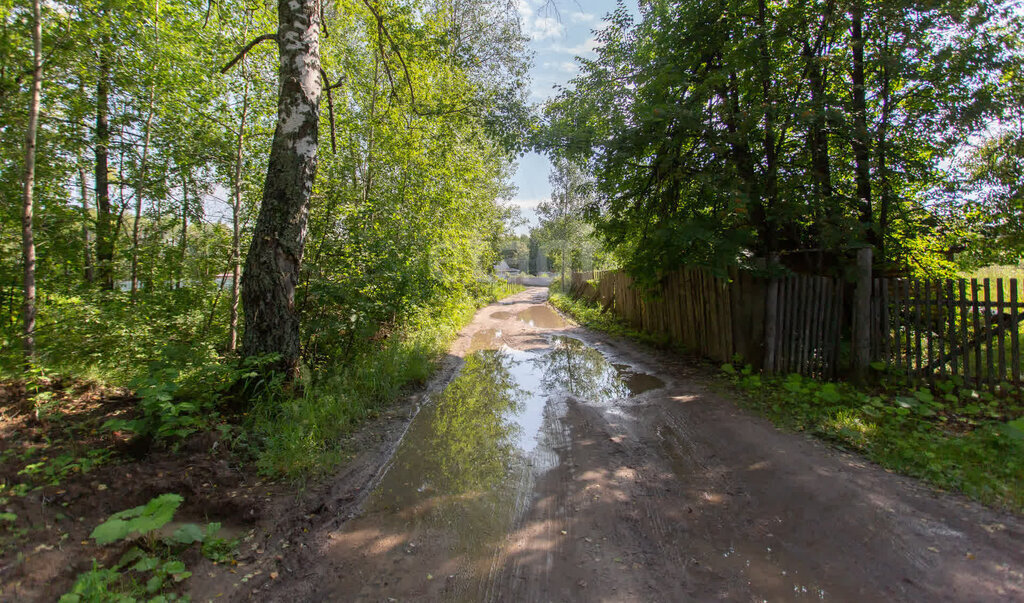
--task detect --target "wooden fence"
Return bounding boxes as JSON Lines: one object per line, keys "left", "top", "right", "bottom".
{"left": 766, "top": 274, "right": 844, "bottom": 379}
{"left": 570, "top": 269, "right": 1022, "bottom": 391}
{"left": 570, "top": 267, "right": 766, "bottom": 366}
{"left": 872, "top": 278, "right": 1022, "bottom": 388}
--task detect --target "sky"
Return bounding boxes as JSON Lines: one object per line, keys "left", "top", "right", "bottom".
{"left": 507, "top": 0, "right": 627, "bottom": 235}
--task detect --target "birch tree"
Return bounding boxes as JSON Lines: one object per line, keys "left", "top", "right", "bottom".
{"left": 21, "top": 0, "right": 42, "bottom": 359}
{"left": 236, "top": 0, "right": 322, "bottom": 376}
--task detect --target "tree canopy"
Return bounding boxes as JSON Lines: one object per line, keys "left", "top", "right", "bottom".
{"left": 543, "top": 0, "right": 1024, "bottom": 284}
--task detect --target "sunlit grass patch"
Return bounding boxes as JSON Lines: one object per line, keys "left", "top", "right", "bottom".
{"left": 250, "top": 292, "right": 502, "bottom": 480}
{"left": 720, "top": 367, "right": 1024, "bottom": 512}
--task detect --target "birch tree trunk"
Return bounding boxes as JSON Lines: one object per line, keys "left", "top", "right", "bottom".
{"left": 95, "top": 49, "right": 114, "bottom": 290}
{"left": 78, "top": 163, "right": 94, "bottom": 283}
{"left": 241, "top": 0, "right": 321, "bottom": 376}
{"left": 130, "top": 89, "right": 156, "bottom": 300}
{"left": 229, "top": 70, "right": 251, "bottom": 352}
{"left": 21, "top": 0, "right": 42, "bottom": 360}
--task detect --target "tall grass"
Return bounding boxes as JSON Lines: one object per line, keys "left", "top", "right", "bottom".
{"left": 250, "top": 280, "right": 525, "bottom": 480}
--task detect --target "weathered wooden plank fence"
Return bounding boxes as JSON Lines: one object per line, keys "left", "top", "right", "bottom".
{"left": 875, "top": 277, "right": 1022, "bottom": 388}
{"left": 570, "top": 269, "right": 1022, "bottom": 391}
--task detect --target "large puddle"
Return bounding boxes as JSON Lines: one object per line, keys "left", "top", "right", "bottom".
{"left": 515, "top": 306, "right": 570, "bottom": 329}
{"left": 358, "top": 336, "right": 663, "bottom": 593}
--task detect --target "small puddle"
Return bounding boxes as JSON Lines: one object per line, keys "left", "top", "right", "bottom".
{"left": 614, "top": 363, "right": 666, "bottom": 394}
{"left": 516, "top": 305, "right": 569, "bottom": 329}
{"left": 491, "top": 311, "right": 514, "bottom": 320}
{"left": 545, "top": 337, "right": 663, "bottom": 404}
{"left": 468, "top": 328, "right": 503, "bottom": 352}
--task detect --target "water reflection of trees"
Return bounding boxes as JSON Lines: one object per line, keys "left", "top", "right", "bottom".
{"left": 366, "top": 349, "right": 529, "bottom": 556}
{"left": 366, "top": 340, "right": 637, "bottom": 557}
{"left": 371, "top": 349, "right": 525, "bottom": 512}
{"left": 539, "top": 336, "right": 630, "bottom": 404}
{"left": 428, "top": 350, "right": 525, "bottom": 494}
{"left": 374, "top": 339, "right": 631, "bottom": 515}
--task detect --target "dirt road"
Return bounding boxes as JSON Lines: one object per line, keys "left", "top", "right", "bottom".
{"left": 265, "top": 288, "right": 1024, "bottom": 601}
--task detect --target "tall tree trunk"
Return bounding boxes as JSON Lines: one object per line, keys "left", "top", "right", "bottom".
{"left": 21, "top": 0, "right": 42, "bottom": 360}
{"left": 803, "top": 34, "right": 835, "bottom": 214}
{"left": 757, "top": 0, "right": 779, "bottom": 250}
{"left": 560, "top": 243, "right": 567, "bottom": 291}
{"left": 95, "top": 49, "right": 114, "bottom": 289}
{"left": 130, "top": 89, "right": 156, "bottom": 300}
{"left": 241, "top": 0, "right": 321, "bottom": 376}
{"left": 722, "top": 70, "right": 767, "bottom": 252}
{"left": 876, "top": 42, "right": 893, "bottom": 264}
{"left": 78, "top": 163, "right": 94, "bottom": 283}
{"left": 229, "top": 73, "right": 251, "bottom": 352}
{"left": 850, "top": 2, "right": 876, "bottom": 247}
{"left": 178, "top": 174, "right": 188, "bottom": 289}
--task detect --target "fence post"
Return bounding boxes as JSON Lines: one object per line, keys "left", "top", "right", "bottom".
{"left": 852, "top": 246, "right": 873, "bottom": 382}
{"left": 763, "top": 253, "right": 780, "bottom": 374}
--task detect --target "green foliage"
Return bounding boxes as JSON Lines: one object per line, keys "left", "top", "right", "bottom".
{"left": 17, "top": 449, "right": 111, "bottom": 486}
{"left": 1, "top": 0, "right": 531, "bottom": 494}
{"left": 66, "top": 493, "right": 234, "bottom": 601}
{"left": 89, "top": 493, "right": 183, "bottom": 545}
{"left": 251, "top": 294, "right": 480, "bottom": 479}
{"left": 721, "top": 366, "right": 1024, "bottom": 511}
{"left": 956, "top": 124, "right": 1024, "bottom": 265}
{"left": 548, "top": 285, "right": 672, "bottom": 349}
{"left": 59, "top": 561, "right": 135, "bottom": 603}
{"left": 199, "top": 523, "right": 239, "bottom": 564}
{"left": 533, "top": 158, "right": 599, "bottom": 287}
{"left": 543, "top": 0, "right": 1022, "bottom": 281}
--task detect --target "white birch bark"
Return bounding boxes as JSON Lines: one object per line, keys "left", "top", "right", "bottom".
{"left": 21, "top": 0, "right": 42, "bottom": 360}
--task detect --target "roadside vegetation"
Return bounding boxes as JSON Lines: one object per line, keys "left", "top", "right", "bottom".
{"left": 548, "top": 283, "right": 664, "bottom": 346}
{"left": 1, "top": 0, "right": 531, "bottom": 596}
{"left": 722, "top": 366, "right": 1024, "bottom": 512}
{"left": 3, "top": 0, "right": 1023, "bottom": 595}
{"left": 553, "top": 286, "right": 1024, "bottom": 513}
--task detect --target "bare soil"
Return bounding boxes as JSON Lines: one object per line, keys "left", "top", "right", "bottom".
{"left": 4, "top": 288, "right": 1023, "bottom": 601}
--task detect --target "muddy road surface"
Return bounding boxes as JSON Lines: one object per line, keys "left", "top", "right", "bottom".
{"left": 267, "top": 288, "right": 1024, "bottom": 602}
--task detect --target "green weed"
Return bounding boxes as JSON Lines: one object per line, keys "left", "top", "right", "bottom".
{"left": 721, "top": 366, "right": 1024, "bottom": 511}
{"left": 62, "top": 493, "right": 234, "bottom": 602}
{"left": 17, "top": 449, "right": 112, "bottom": 486}
{"left": 249, "top": 293, "right": 485, "bottom": 479}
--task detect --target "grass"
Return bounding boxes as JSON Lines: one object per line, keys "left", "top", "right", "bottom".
{"left": 961, "top": 264, "right": 1024, "bottom": 301}
{"left": 249, "top": 281, "right": 527, "bottom": 480}
{"left": 548, "top": 283, "right": 675, "bottom": 349}
{"left": 552, "top": 283, "right": 1024, "bottom": 513}
{"left": 492, "top": 280, "right": 526, "bottom": 299}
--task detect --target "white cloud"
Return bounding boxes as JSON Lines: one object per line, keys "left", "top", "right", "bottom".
{"left": 517, "top": 0, "right": 565, "bottom": 41}
{"left": 542, "top": 60, "right": 580, "bottom": 74}
{"left": 508, "top": 197, "right": 546, "bottom": 209}
{"left": 545, "top": 37, "right": 602, "bottom": 58}
{"left": 568, "top": 11, "right": 599, "bottom": 25}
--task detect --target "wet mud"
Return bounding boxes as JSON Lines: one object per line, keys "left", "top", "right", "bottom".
{"left": 264, "top": 288, "right": 1024, "bottom": 602}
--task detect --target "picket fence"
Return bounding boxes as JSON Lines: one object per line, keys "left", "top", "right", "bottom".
{"left": 570, "top": 269, "right": 1022, "bottom": 390}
